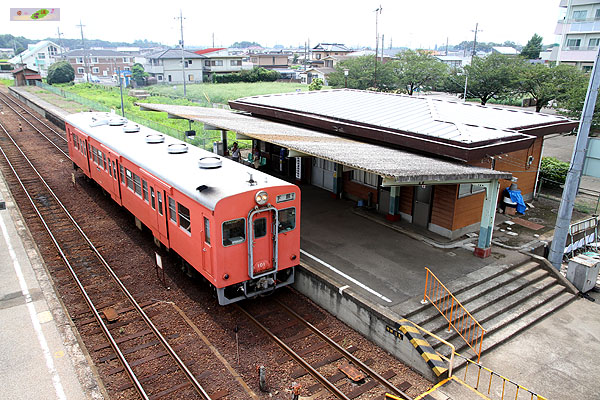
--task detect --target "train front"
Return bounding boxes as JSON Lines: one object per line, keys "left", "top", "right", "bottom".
{"left": 212, "top": 182, "right": 300, "bottom": 305}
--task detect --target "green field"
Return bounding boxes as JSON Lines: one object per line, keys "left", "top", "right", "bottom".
{"left": 0, "top": 78, "right": 14, "bottom": 87}
{"left": 146, "top": 81, "right": 310, "bottom": 104}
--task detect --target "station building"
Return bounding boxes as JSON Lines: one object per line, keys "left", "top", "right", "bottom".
{"left": 138, "top": 89, "right": 576, "bottom": 258}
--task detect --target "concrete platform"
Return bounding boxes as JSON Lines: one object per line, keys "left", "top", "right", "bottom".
{"left": 7, "top": 84, "right": 600, "bottom": 398}
{"left": 0, "top": 172, "right": 105, "bottom": 399}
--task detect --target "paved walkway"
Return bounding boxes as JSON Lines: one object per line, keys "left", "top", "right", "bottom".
{"left": 0, "top": 174, "right": 103, "bottom": 400}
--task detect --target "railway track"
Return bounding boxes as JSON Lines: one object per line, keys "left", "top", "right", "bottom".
{"left": 0, "top": 91, "right": 68, "bottom": 154}
{"left": 0, "top": 118, "right": 212, "bottom": 398}
{"left": 237, "top": 297, "right": 414, "bottom": 400}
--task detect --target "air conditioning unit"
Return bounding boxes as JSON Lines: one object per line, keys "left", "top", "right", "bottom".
{"left": 566, "top": 254, "right": 600, "bottom": 293}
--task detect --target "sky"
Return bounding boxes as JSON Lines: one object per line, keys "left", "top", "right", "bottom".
{"left": 3, "top": 1, "right": 563, "bottom": 49}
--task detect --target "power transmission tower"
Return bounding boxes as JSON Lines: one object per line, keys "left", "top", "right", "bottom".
{"left": 175, "top": 10, "right": 187, "bottom": 96}
{"left": 76, "top": 20, "right": 90, "bottom": 82}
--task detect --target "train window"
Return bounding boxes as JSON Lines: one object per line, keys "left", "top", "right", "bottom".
{"left": 102, "top": 154, "right": 107, "bottom": 170}
{"left": 254, "top": 218, "right": 267, "bottom": 239}
{"left": 278, "top": 208, "right": 296, "bottom": 233}
{"left": 133, "top": 174, "right": 142, "bottom": 196}
{"left": 178, "top": 203, "right": 191, "bottom": 233}
{"left": 222, "top": 219, "right": 245, "bottom": 246}
{"left": 168, "top": 197, "right": 176, "bottom": 222}
{"left": 157, "top": 192, "right": 163, "bottom": 215}
{"left": 125, "top": 169, "right": 133, "bottom": 190}
{"left": 119, "top": 165, "right": 125, "bottom": 184}
{"left": 113, "top": 162, "right": 117, "bottom": 180}
{"left": 204, "top": 217, "right": 210, "bottom": 244}
{"left": 150, "top": 187, "right": 156, "bottom": 209}
{"left": 142, "top": 180, "right": 148, "bottom": 201}
{"left": 108, "top": 158, "right": 112, "bottom": 177}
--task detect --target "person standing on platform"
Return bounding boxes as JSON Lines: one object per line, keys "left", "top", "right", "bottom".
{"left": 231, "top": 142, "right": 240, "bottom": 163}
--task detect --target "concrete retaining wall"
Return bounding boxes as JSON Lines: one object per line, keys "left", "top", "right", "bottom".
{"left": 294, "top": 263, "right": 441, "bottom": 382}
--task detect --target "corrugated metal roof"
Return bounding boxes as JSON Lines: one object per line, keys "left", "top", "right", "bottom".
{"left": 136, "top": 103, "right": 511, "bottom": 184}
{"left": 229, "top": 89, "right": 577, "bottom": 161}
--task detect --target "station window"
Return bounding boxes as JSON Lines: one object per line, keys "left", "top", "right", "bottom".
{"left": 254, "top": 217, "right": 267, "bottom": 239}
{"left": 204, "top": 217, "right": 210, "bottom": 244}
{"left": 142, "top": 180, "right": 148, "bottom": 201}
{"left": 133, "top": 173, "right": 142, "bottom": 196}
{"left": 458, "top": 183, "right": 486, "bottom": 198}
{"left": 222, "top": 218, "right": 245, "bottom": 246}
{"left": 352, "top": 169, "right": 378, "bottom": 187}
{"left": 168, "top": 197, "right": 176, "bottom": 222}
{"left": 278, "top": 208, "right": 296, "bottom": 233}
{"left": 150, "top": 187, "right": 156, "bottom": 209}
{"left": 178, "top": 203, "right": 191, "bottom": 233}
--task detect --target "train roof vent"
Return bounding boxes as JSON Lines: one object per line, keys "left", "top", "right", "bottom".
{"left": 145, "top": 134, "right": 165, "bottom": 144}
{"left": 108, "top": 117, "right": 127, "bottom": 126}
{"left": 123, "top": 123, "right": 140, "bottom": 133}
{"left": 168, "top": 143, "right": 188, "bottom": 154}
{"left": 198, "top": 156, "right": 222, "bottom": 169}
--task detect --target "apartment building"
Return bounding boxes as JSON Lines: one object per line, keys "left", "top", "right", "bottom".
{"left": 63, "top": 49, "right": 134, "bottom": 81}
{"left": 552, "top": 0, "right": 600, "bottom": 70}
{"left": 8, "top": 40, "right": 63, "bottom": 77}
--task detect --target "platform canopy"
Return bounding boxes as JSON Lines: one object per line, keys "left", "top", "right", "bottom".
{"left": 229, "top": 89, "right": 578, "bottom": 162}
{"left": 137, "top": 102, "right": 511, "bottom": 185}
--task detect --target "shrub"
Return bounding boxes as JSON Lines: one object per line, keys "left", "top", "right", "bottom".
{"left": 214, "top": 67, "right": 280, "bottom": 84}
{"left": 47, "top": 61, "right": 74, "bottom": 84}
{"left": 308, "top": 78, "right": 323, "bottom": 91}
{"left": 539, "top": 157, "right": 569, "bottom": 187}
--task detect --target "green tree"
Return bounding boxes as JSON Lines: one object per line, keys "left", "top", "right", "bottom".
{"left": 47, "top": 61, "right": 74, "bottom": 84}
{"left": 391, "top": 50, "right": 448, "bottom": 95}
{"left": 553, "top": 72, "right": 600, "bottom": 131}
{"left": 131, "top": 63, "right": 149, "bottom": 86}
{"left": 446, "top": 54, "right": 523, "bottom": 105}
{"left": 327, "top": 55, "right": 396, "bottom": 91}
{"left": 520, "top": 34, "right": 543, "bottom": 59}
{"left": 308, "top": 77, "right": 323, "bottom": 91}
{"left": 519, "top": 63, "right": 586, "bottom": 112}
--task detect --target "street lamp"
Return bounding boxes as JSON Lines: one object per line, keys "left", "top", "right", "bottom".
{"left": 344, "top": 69, "right": 349, "bottom": 88}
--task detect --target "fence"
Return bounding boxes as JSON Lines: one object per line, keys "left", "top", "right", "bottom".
{"left": 422, "top": 267, "right": 486, "bottom": 362}
{"left": 34, "top": 81, "right": 222, "bottom": 150}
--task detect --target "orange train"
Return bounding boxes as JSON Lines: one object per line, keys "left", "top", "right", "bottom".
{"left": 65, "top": 112, "right": 300, "bottom": 305}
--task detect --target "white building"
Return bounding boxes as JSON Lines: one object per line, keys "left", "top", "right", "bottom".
{"left": 8, "top": 40, "right": 63, "bottom": 77}
{"left": 551, "top": 0, "right": 600, "bottom": 70}
{"left": 143, "top": 48, "right": 206, "bottom": 84}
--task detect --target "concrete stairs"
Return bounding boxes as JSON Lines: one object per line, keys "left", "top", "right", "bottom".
{"left": 403, "top": 260, "right": 577, "bottom": 369}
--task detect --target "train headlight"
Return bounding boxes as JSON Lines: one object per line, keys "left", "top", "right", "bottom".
{"left": 255, "top": 191, "right": 268, "bottom": 205}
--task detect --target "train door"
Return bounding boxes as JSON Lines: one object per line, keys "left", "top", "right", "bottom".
{"left": 248, "top": 207, "right": 278, "bottom": 278}
{"left": 103, "top": 147, "right": 121, "bottom": 204}
{"left": 149, "top": 184, "right": 169, "bottom": 247}
{"left": 201, "top": 215, "right": 213, "bottom": 275}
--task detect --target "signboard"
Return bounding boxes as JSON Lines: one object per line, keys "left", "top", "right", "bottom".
{"left": 295, "top": 157, "right": 302, "bottom": 180}
{"left": 11, "top": 8, "right": 60, "bottom": 21}
{"left": 583, "top": 137, "right": 600, "bottom": 178}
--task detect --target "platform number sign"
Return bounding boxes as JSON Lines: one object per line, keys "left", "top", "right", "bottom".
{"left": 295, "top": 157, "right": 301, "bottom": 180}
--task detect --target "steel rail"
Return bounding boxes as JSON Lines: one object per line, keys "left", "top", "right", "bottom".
{"left": 0, "top": 95, "right": 69, "bottom": 158}
{"left": 0, "top": 120, "right": 212, "bottom": 400}
{"left": 276, "top": 300, "right": 413, "bottom": 400}
{"left": 235, "top": 303, "right": 351, "bottom": 400}
{"left": 0, "top": 91, "right": 66, "bottom": 141}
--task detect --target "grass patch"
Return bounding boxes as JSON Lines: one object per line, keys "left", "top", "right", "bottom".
{"left": 146, "top": 81, "right": 312, "bottom": 104}
{"left": 0, "top": 78, "right": 14, "bottom": 87}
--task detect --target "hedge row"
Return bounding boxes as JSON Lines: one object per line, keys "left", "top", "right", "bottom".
{"left": 214, "top": 67, "right": 280, "bottom": 83}
{"left": 539, "top": 157, "right": 570, "bottom": 187}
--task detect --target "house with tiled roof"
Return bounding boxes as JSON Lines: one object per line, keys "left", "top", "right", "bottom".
{"left": 143, "top": 48, "right": 206, "bottom": 83}
{"left": 311, "top": 43, "right": 353, "bottom": 61}
{"left": 8, "top": 40, "right": 63, "bottom": 77}
{"left": 63, "top": 49, "right": 135, "bottom": 81}
{"left": 194, "top": 48, "right": 243, "bottom": 81}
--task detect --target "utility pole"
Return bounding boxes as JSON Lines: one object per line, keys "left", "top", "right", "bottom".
{"left": 471, "top": 23, "right": 481, "bottom": 57}
{"left": 446, "top": 37, "right": 449, "bottom": 56}
{"left": 76, "top": 20, "right": 90, "bottom": 82}
{"left": 381, "top": 34, "right": 384, "bottom": 62}
{"left": 548, "top": 47, "right": 600, "bottom": 269}
{"left": 176, "top": 9, "right": 187, "bottom": 96}
{"left": 304, "top": 41, "right": 307, "bottom": 71}
{"left": 374, "top": 5, "right": 382, "bottom": 89}
{"left": 212, "top": 33, "right": 215, "bottom": 48}
{"left": 57, "top": 27, "right": 65, "bottom": 58}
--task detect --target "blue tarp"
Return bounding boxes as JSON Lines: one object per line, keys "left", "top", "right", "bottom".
{"left": 506, "top": 189, "right": 526, "bottom": 214}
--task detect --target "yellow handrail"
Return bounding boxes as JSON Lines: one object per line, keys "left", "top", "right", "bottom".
{"left": 422, "top": 267, "right": 486, "bottom": 362}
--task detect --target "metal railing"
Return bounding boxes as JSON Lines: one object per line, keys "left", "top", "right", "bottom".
{"left": 455, "top": 352, "right": 547, "bottom": 400}
{"left": 422, "top": 267, "right": 486, "bottom": 361}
